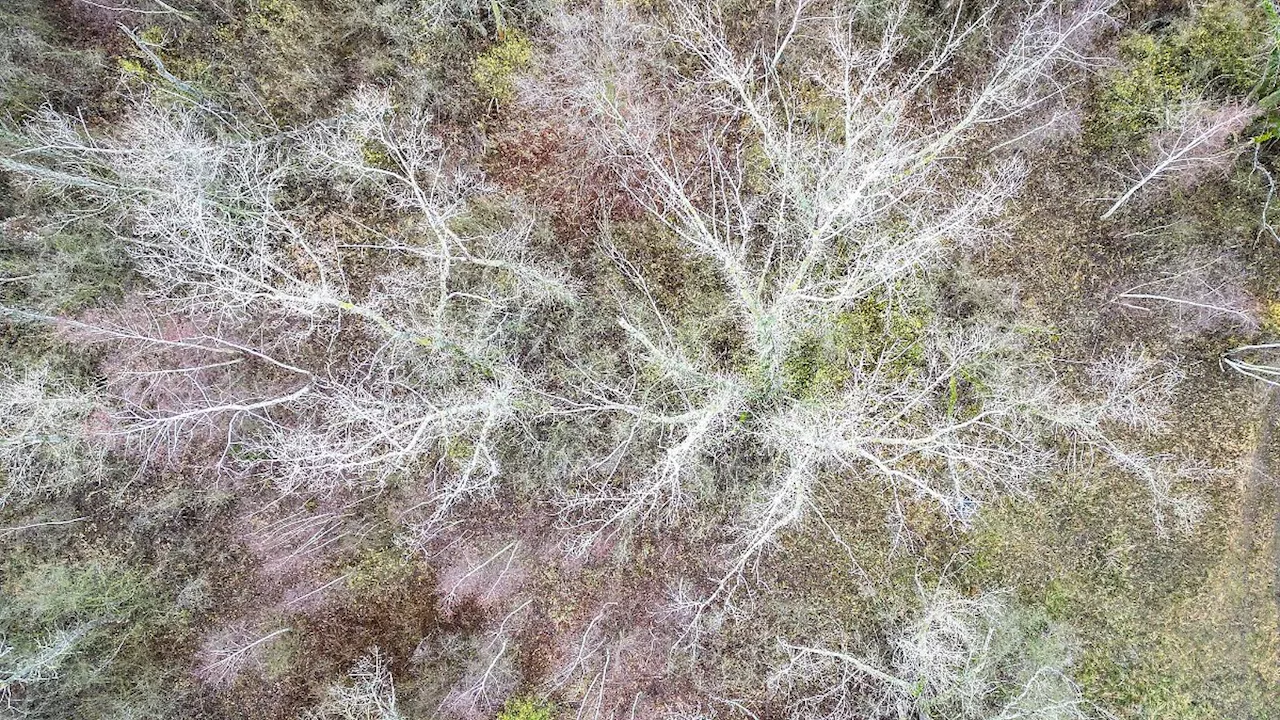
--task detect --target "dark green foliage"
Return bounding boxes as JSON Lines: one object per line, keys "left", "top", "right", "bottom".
{"left": 92, "top": 0, "right": 547, "bottom": 125}
{"left": 203, "top": 0, "right": 547, "bottom": 123}
{"left": 196, "top": 0, "right": 416, "bottom": 122}
{"left": 343, "top": 544, "right": 424, "bottom": 603}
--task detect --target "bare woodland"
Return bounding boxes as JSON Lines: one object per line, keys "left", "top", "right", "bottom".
{"left": 1, "top": 0, "right": 1279, "bottom": 718}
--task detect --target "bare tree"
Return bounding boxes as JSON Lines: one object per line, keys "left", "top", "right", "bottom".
{"left": 438, "top": 600, "right": 531, "bottom": 719}
{"left": 536, "top": 0, "right": 1109, "bottom": 377}
{"left": 1102, "top": 101, "right": 1255, "bottom": 220}
{"left": 687, "top": 322, "right": 1059, "bottom": 629}
{"left": 0, "top": 364, "right": 104, "bottom": 506}
{"left": 530, "top": 0, "right": 1107, "bottom": 425}
{"left": 0, "top": 626, "right": 90, "bottom": 711}
{"left": 546, "top": 313, "right": 747, "bottom": 556}
{"left": 521, "top": 1, "right": 1203, "bottom": 632}
{"left": 1028, "top": 351, "right": 1206, "bottom": 534}
{"left": 1224, "top": 340, "right": 1280, "bottom": 385}
{"left": 306, "top": 88, "right": 577, "bottom": 341}
{"left": 196, "top": 625, "right": 292, "bottom": 686}
{"left": 544, "top": 602, "right": 672, "bottom": 720}
{"left": 2, "top": 90, "right": 571, "bottom": 516}
{"left": 305, "top": 649, "right": 403, "bottom": 720}
{"left": 434, "top": 539, "right": 525, "bottom": 614}
{"left": 770, "top": 586, "right": 1085, "bottom": 720}
{"left": 1114, "top": 252, "right": 1258, "bottom": 332}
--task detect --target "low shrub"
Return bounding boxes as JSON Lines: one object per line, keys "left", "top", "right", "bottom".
{"left": 473, "top": 30, "right": 533, "bottom": 104}
{"left": 1090, "top": 1, "right": 1271, "bottom": 147}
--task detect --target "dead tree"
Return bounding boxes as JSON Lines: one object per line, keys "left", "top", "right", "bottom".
{"left": 528, "top": 0, "right": 1195, "bottom": 627}
{"left": 770, "top": 586, "right": 1085, "bottom": 720}
{"left": 1102, "top": 101, "right": 1255, "bottom": 220}
{"left": 305, "top": 649, "right": 404, "bottom": 720}
{"left": 438, "top": 600, "right": 531, "bottom": 719}
{"left": 540, "top": 0, "right": 1110, "bottom": 378}
{"left": 0, "top": 364, "right": 104, "bottom": 506}
{"left": 2, "top": 91, "right": 570, "bottom": 517}
{"left": 1114, "top": 252, "right": 1258, "bottom": 332}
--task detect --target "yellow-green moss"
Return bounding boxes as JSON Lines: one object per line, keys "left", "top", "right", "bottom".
{"left": 344, "top": 545, "right": 418, "bottom": 601}
{"left": 1089, "top": 2, "right": 1269, "bottom": 148}
{"left": 117, "top": 57, "right": 148, "bottom": 78}
{"left": 497, "top": 696, "right": 554, "bottom": 720}
{"left": 1263, "top": 299, "right": 1280, "bottom": 332}
{"left": 473, "top": 30, "right": 532, "bottom": 103}
{"left": 247, "top": 0, "right": 302, "bottom": 31}
{"left": 442, "top": 437, "right": 478, "bottom": 473}
{"left": 359, "top": 138, "right": 396, "bottom": 170}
